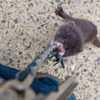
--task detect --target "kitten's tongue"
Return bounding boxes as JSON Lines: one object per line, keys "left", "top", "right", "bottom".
{"left": 56, "top": 42, "right": 65, "bottom": 56}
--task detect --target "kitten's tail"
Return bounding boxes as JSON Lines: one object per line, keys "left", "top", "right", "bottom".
{"left": 92, "top": 36, "right": 100, "bottom": 47}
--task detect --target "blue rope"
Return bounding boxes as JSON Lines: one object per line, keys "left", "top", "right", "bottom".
{"left": 25, "top": 44, "right": 56, "bottom": 74}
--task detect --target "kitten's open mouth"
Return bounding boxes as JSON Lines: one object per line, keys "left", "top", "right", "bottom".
{"left": 54, "top": 41, "right": 65, "bottom": 56}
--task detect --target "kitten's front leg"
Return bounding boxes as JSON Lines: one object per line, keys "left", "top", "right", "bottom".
{"left": 55, "top": 5, "right": 73, "bottom": 21}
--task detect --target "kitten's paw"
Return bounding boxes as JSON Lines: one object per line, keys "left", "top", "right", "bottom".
{"left": 55, "top": 5, "right": 63, "bottom": 16}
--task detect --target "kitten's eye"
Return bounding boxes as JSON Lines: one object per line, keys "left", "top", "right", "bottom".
{"left": 62, "top": 35, "right": 66, "bottom": 39}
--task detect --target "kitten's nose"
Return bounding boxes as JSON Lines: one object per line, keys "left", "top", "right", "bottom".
{"left": 55, "top": 39, "right": 64, "bottom": 44}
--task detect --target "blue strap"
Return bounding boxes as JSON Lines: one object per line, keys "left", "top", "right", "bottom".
{"left": 0, "top": 64, "right": 58, "bottom": 95}
{"left": 0, "top": 64, "right": 76, "bottom": 100}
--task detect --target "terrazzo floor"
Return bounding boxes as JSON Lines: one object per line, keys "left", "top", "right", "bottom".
{"left": 0, "top": 0, "right": 100, "bottom": 100}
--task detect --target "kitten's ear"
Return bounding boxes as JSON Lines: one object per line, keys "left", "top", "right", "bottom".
{"left": 66, "top": 21, "right": 75, "bottom": 28}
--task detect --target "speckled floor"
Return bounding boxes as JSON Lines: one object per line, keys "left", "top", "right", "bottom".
{"left": 0, "top": 0, "right": 100, "bottom": 100}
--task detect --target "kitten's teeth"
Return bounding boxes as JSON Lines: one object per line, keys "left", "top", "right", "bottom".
{"left": 59, "top": 52, "right": 65, "bottom": 56}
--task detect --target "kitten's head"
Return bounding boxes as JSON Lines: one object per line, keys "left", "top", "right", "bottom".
{"left": 55, "top": 21, "right": 84, "bottom": 51}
